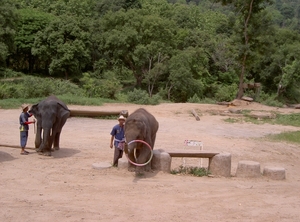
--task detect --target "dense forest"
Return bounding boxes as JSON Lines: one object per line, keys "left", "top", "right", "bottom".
{"left": 1, "top": 0, "right": 300, "bottom": 105}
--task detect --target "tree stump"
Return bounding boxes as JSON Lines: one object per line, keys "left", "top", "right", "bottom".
{"left": 210, "top": 152, "right": 231, "bottom": 177}
{"left": 236, "top": 160, "right": 261, "bottom": 178}
{"left": 151, "top": 150, "right": 171, "bottom": 173}
{"left": 263, "top": 166, "right": 286, "bottom": 180}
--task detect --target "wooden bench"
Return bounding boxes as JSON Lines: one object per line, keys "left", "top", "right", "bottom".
{"left": 166, "top": 150, "right": 219, "bottom": 170}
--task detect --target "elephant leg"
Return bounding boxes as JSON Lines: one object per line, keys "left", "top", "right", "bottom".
{"left": 53, "top": 132, "right": 61, "bottom": 150}
{"left": 35, "top": 126, "right": 42, "bottom": 150}
{"left": 127, "top": 151, "right": 136, "bottom": 172}
{"left": 137, "top": 147, "right": 152, "bottom": 172}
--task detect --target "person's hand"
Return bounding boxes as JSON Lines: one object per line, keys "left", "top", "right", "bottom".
{"left": 32, "top": 119, "right": 36, "bottom": 123}
{"left": 110, "top": 144, "right": 113, "bottom": 149}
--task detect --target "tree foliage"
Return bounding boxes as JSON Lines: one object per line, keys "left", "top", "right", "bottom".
{"left": 1, "top": 0, "right": 300, "bottom": 104}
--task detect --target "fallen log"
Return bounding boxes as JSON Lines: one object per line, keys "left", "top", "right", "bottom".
{"left": 248, "top": 111, "right": 276, "bottom": 119}
{"left": 191, "top": 109, "right": 200, "bottom": 121}
{"left": 69, "top": 109, "right": 129, "bottom": 118}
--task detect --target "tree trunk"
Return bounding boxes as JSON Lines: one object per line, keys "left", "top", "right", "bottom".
{"left": 236, "top": 0, "right": 254, "bottom": 99}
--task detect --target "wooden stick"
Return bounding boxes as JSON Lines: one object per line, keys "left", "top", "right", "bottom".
{"left": 0, "top": 144, "right": 36, "bottom": 150}
{"left": 191, "top": 109, "right": 200, "bottom": 121}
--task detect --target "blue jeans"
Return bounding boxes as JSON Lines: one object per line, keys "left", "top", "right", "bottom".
{"left": 20, "top": 131, "right": 28, "bottom": 148}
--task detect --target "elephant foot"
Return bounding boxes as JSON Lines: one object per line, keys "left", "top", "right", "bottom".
{"left": 54, "top": 147, "right": 60, "bottom": 150}
{"left": 37, "top": 151, "right": 44, "bottom": 155}
{"left": 51, "top": 148, "right": 55, "bottom": 152}
{"left": 43, "top": 152, "right": 52, "bottom": 156}
{"left": 128, "top": 166, "right": 136, "bottom": 172}
{"left": 135, "top": 170, "right": 145, "bottom": 177}
{"left": 144, "top": 164, "right": 152, "bottom": 172}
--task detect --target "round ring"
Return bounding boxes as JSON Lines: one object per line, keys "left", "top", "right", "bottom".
{"left": 125, "top": 140, "right": 153, "bottom": 167}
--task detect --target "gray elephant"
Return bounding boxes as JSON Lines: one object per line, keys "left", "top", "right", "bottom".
{"left": 124, "top": 108, "right": 159, "bottom": 172}
{"left": 29, "top": 95, "right": 70, "bottom": 156}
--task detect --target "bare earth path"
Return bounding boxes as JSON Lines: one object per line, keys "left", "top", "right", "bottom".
{"left": 1, "top": 102, "right": 300, "bottom": 222}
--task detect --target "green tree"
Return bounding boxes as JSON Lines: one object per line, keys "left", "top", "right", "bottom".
{"left": 97, "top": 8, "right": 176, "bottom": 87}
{"left": 13, "top": 8, "right": 53, "bottom": 73}
{"left": 167, "top": 47, "right": 208, "bottom": 102}
{"left": 32, "top": 15, "right": 92, "bottom": 79}
{"left": 0, "top": 0, "right": 17, "bottom": 68}
{"left": 216, "top": 0, "right": 273, "bottom": 99}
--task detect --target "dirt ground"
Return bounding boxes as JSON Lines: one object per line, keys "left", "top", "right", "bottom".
{"left": 1, "top": 102, "right": 300, "bottom": 222}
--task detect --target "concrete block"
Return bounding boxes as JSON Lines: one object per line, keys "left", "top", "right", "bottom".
{"left": 263, "top": 166, "right": 286, "bottom": 180}
{"left": 118, "top": 158, "right": 128, "bottom": 169}
{"left": 152, "top": 150, "right": 171, "bottom": 173}
{"left": 236, "top": 160, "right": 261, "bottom": 178}
{"left": 210, "top": 152, "right": 231, "bottom": 177}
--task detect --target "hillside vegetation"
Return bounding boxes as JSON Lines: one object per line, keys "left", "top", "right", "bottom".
{"left": 1, "top": 0, "right": 300, "bottom": 105}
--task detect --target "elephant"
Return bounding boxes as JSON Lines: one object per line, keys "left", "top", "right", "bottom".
{"left": 29, "top": 95, "right": 70, "bottom": 156}
{"left": 124, "top": 108, "right": 159, "bottom": 172}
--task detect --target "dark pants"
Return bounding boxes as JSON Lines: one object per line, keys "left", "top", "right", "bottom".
{"left": 20, "top": 131, "right": 28, "bottom": 148}
{"left": 113, "top": 146, "right": 123, "bottom": 166}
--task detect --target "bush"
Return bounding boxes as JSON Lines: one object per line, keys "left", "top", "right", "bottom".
{"left": 0, "top": 69, "right": 23, "bottom": 79}
{"left": 171, "top": 165, "right": 209, "bottom": 177}
{"left": 187, "top": 94, "right": 201, "bottom": 103}
{"left": 0, "top": 76, "right": 84, "bottom": 99}
{"left": 127, "top": 88, "right": 161, "bottom": 105}
{"left": 214, "top": 83, "right": 237, "bottom": 102}
{"left": 80, "top": 72, "right": 120, "bottom": 99}
{"left": 257, "top": 92, "right": 284, "bottom": 107}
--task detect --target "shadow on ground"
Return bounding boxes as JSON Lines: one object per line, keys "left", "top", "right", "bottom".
{"left": 50, "top": 147, "right": 81, "bottom": 159}
{"left": 0, "top": 150, "right": 16, "bottom": 163}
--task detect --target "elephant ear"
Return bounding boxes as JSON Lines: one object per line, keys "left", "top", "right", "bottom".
{"left": 57, "top": 102, "right": 70, "bottom": 111}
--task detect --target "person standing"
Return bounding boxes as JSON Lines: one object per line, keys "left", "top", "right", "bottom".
{"left": 110, "top": 115, "right": 126, "bottom": 166}
{"left": 19, "top": 104, "right": 35, "bottom": 155}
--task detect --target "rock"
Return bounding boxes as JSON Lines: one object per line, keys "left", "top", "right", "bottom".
{"left": 92, "top": 162, "right": 111, "bottom": 170}
{"left": 263, "top": 166, "right": 286, "bottom": 180}
{"left": 230, "top": 99, "right": 249, "bottom": 106}
{"left": 228, "top": 108, "right": 242, "bottom": 114}
{"left": 236, "top": 160, "right": 261, "bottom": 178}
{"left": 241, "top": 96, "right": 254, "bottom": 102}
{"left": 209, "top": 152, "right": 231, "bottom": 177}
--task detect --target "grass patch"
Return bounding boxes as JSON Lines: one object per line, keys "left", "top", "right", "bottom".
{"left": 225, "top": 112, "right": 300, "bottom": 127}
{"left": 224, "top": 118, "right": 242, "bottom": 123}
{"left": 267, "top": 131, "right": 300, "bottom": 144}
{"left": 245, "top": 113, "right": 300, "bottom": 127}
{"left": 171, "top": 165, "right": 209, "bottom": 177}
{"left": 0, "top": 94, "right": 120, "bottom": 109}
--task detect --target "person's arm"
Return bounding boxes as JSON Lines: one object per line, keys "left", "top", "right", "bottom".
{"left": 21, "top": 113, "right": 35, "bottom": 125}
{"left": 110, "top": 135, "right": 114, "bottom": 149}
{"left": 24, "top": 120, "right": 35, "bottom": 125}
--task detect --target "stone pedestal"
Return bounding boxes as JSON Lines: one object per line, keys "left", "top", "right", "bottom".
{"left": 151, "top": 150, "right": 171, "bottom": 173}
{"left": 263, "top": 166, "right": 286, "bottom": 180}
{"left": 92, "top": 162, "right": 111, "bottom": 170}
{"left": 236, "top": 160, "right": 261, "bottom": 178}
{"left": 118, "top": 158, "right": 128, "bottom": 169}
{"left": 209, "top": 152, "right": 231, "bottom": 177}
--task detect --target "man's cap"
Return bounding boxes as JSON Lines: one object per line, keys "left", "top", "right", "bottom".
{"left": 21, "top": 103, "right": 30, "bottom": 110}
{"left": 117, "top": 115, "right": 126, "bottom": 121}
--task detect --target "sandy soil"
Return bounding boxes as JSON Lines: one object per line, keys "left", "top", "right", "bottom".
{"left": 1, "top": 102, "right": 300, "bottom": 222}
